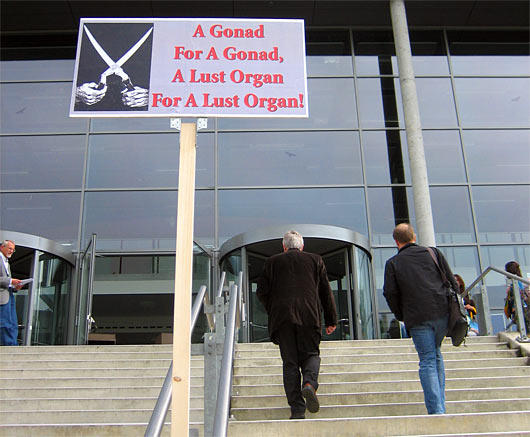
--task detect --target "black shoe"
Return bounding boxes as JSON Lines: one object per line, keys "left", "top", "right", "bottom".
{"left": 289, "top": 412, "right": 305, "bottom": 420}
{"left": 302, "top": 383, "right": 320, "bottom": 413}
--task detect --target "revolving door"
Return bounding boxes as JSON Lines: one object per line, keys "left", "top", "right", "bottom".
{"left": 219, "top": 224, "right": 377, "bottom": 342}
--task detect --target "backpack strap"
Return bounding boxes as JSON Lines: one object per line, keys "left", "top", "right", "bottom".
{"left": 427, "top": 247, "right": 450, "bottom": 285}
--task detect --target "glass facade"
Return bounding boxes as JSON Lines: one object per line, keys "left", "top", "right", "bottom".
{"left": 1, "top": 28, "right": 529, "bottom": 338}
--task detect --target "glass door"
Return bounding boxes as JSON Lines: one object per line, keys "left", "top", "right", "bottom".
{"left": 247, "top": 251, "right": 268, "bottom": 342}
{"left": 322, "top": 249, "right": 354, "bottom": 340}
{"left": 76, "top": 234, "right": 96, "bottom": 344}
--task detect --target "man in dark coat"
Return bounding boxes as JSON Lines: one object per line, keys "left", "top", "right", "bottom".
{"left": 383, "top": 223, "right": 457, "bottom": 415}
{"left": 257, "top": 230, "right": 337, "bottom": 419}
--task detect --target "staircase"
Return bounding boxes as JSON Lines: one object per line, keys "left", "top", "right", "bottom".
{"left": 0, "top": 334, "right": 529, "bottom": 436}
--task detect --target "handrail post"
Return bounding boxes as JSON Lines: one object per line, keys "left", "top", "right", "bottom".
{"left": 475, "top": 283, "right": 493, "bottom": 336}
{"left": 213, "top": 283, "right": 239, "bottom": 437}
{"left": 511, "top": 279, "right": 529, "bottom": 342}
{"left": 204, "top": 273, "right": 228, "bottom": 437}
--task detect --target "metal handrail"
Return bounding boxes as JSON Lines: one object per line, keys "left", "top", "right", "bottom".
{"left": 212, "top": 272, "right": 242, "bottom": 437}
{"left": 465, "top": 266, "right": 529, "bottom": 342}
{"left": 144, "top": 285, "right": 208, "bottom": 437}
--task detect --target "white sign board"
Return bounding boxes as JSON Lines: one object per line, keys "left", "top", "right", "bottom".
{"left": 70, "top": 18, "right": 308, "bottom": 118}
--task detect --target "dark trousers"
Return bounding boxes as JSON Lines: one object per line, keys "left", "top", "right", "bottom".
{"left": 276, "top": 323, "right": 321, "bottom": 414}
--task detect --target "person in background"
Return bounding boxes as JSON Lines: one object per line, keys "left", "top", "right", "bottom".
{"left": 504, "top": 261, "right": 530, "bottom": 333}
{"left": 257, "top": 230, "right": 337, "bottom": 420}
{"left": 0, "top": 240, "right": 23, "bottom": 346}
{"left": 454, "top": 274, "right": 479, "bottom": 335}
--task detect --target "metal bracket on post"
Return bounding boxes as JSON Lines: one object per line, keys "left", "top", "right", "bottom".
{"left": 170, "top": 118, "right": 207, "bottom": 131}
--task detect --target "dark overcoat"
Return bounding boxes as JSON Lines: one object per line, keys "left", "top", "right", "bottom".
{"left": 256, "top": 248, "right": 337, "bottom": 344}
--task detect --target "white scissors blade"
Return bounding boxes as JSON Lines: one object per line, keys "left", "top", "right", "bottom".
{"left": 115, "top": 27, "right": 153, "bottom": 68}
{"left": 83, "top": 25, "right": 116, "bottom": 68}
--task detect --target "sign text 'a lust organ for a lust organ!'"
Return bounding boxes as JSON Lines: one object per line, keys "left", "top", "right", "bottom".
{"left": 70, "top": 18, "right": 308, "bottom": 118}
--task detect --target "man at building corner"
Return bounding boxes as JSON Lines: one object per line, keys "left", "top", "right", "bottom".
{"left": 383, "top": 223, "right": 457, "bottom": 415}
{"left": 257, "top": 230, "right": 337, "bottom": 420}
{"left": 1, "top": 240, "right": 23, "bottom": 346}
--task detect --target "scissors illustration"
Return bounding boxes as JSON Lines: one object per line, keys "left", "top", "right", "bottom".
{"left": 83, "top": 24, "right": 153, "bottom": 91}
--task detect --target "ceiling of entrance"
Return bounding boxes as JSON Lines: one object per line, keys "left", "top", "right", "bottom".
{"left": 246, "top": 237, "right": 351, "bottom": 258}
{"left": 1, "top": 1, "right": 527, "bottom": 33}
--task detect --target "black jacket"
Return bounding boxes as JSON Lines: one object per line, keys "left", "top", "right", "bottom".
{"left": 383, "top": 243, "right": 457, "bottom": 329}
{"left": 256, "top": 248, "right": 337, "bottom": 344}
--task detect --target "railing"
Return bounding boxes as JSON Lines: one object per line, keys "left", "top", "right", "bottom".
{"left": 213, "top": 272, "right": 242, "bottom": 436}
{"left": 465, "top": 266, "right": 530, "bottom": 343}
{"left": 144, "top": 284, "right": 207, "bottom": 437}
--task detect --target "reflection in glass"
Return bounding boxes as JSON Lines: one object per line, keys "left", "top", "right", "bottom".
{"left": 368, "top": 187, "right": 415, "bottom": 245}
{"left": 451, "top": 56, "right": 530, "bottom": 76}
{"left": 355, "top": 247, "right": 375, "bottom": 339}
{"left": 87, "top": 132, "right": 214, "bottom": 188}
{"left": 31, "top": 253, "right": 72, "bottom": 345}
{"left": 454, "top": 78, "right": 530, "bottom": 127}
{"left": 372, "top": 247, "right": 399, "bottom": 334}
{"left": 83, "top": 190, "right": 214, "bottom": 251}
{"left": 218, "top": 131, "right": 362, "bottom": 186}
{"left": 218, "top": 188, "right": 367, "bottom": 245}
{"left": 463, "top": 130, "right": 530, "bottom": 183}
{"left": 473, "top": 185, "right": 530, "bottom": 244}
{"left": 0, "top": 192, "right": 81, "bottom": 247}
{"left": 307, "top": 56, "right": 353, "bottom": 77}
{"left": 430, "top": 186, "right": 475, "bottom": 243}
{"left": 0, "top": 135, "right": 85, "bottom": 189}
{"left": 218, "top": 78, "right": 357, "bottom": 130}
{"left": 0, "top": 82, "right": 86, "bottom": 134}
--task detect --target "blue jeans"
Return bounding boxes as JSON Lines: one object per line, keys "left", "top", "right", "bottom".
{"left": 409, "top": 317, "right": 448, "bottom": 414}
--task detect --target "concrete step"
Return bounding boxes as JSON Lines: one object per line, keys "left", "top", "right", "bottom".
{"left": 226, "top": 411, "right": 530, "bottom": 436}
{"left": 0, "top": 423, "right": 177, "bottom": 437}
{"left": 0, "top": 408, "right": 203, "bottom": 425}
{"left": 2, "top": 367, "right": 202, "bottom": 378}
{"left": 0, "top": 375, "right": 202, "bottom": 388}
{"left": 233, "top": 349, "right": 521, "bottom": 366}
{"left": 233, "top": 358, "right": 528, "bottom": 375}
{"left": 0, "top": 359, "right": 183, "bottom": 369}
{"left": 0, "top": 386, "right": 204, "bottom": 398}
{"left": 233, "top": 343, "right": 512, "bottom": 358}
{"left": 233, "top": 366, "right": 530, "bottom": 385}
{"left": 1, "top": 344, "right": 174, "bottom": 353}
{"left": 0, "top": 351, "right": 176, "bottom": 361}
{"left": 0, "top": 396, "right": 205, "bottom": 410}
{"left": 231, "top": 398, "right": 530, "bottom": 421}
{"left": 233, "top": 375, "right": 530, "bottom": 396}
{"left": 230, "top": 386, "right": 530, "bottom": 408}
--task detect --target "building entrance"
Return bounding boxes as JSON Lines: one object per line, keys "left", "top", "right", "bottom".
{"left": 0, "top": 230, "right": 75, "bottom": 346}
{"left": 219, "top": 224, "right": 377, "bottom": 342}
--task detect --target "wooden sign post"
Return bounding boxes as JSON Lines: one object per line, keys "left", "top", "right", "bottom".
{"left": 171, "top": 121, "right": 197, "bottom": 437}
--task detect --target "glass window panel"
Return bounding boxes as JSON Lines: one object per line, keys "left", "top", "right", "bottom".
{"left": 480, "top": 245, "right": 530, "bottom": 310}
{"left": 84, "top": 190, "right": 214, "bottom": 251}
{"left": 397, "top": 78, "right": 458, "bottom": 128}
{"left": 451, "top": 56, "right": 530, "bottom": 76}
{"left": 454, "top": 78, "right": 530, "bottom": 128}
{"left": 357, "top": 78, "right": 399, "bottom": 128}
{"left": 218, "top": 188, "right": 367, "bottom": 244}
{"left": 0, "top": 82, "right": 86, "bottom": 134}
{"left": 372, "top": 247, "right": 398, "bottom": 335}
{"left": 430, "top": 186, "right": 475, "bottom": 243}
{"left": 354, "top": 31, "right": 448, "bottom": 76}
{"left": 0, "top": 135, "right": 85, "bottom": 189}
{"left": 0, "top": 192, "right": 81, "bottom": 247}
{"left": 358, "top": 78, "right": 457, "bottom": 128}
{"left": 0, "top": 60, "right": 75, "bottom": 82}
{"left": 448, "top": 30, "right": 529, "bottom": 75}
{"left": 435, "top": 246, "right": 481, "bottom": 294}
{"left": 87, "top": 132, "right": 214, "bottom": 188}
{"left": 363, "top": 130, "right": 465, "bottom": 185}
{"left": 463, "top": 130, "right": 530, "bottom": 183}
{"left": 307, "top": 56, "right": 353, "bottom": 77}
{"left": 368, "top": 187, "right": 415, "bottom": 245}
{"left": 218, "top": 78, "right": 357, "bottom": 130}
{"left": 218, "top": 131, "right": 362, "bottom": 186}
{"left": 473, "top": 185, "right": 530, "bottom": 243}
